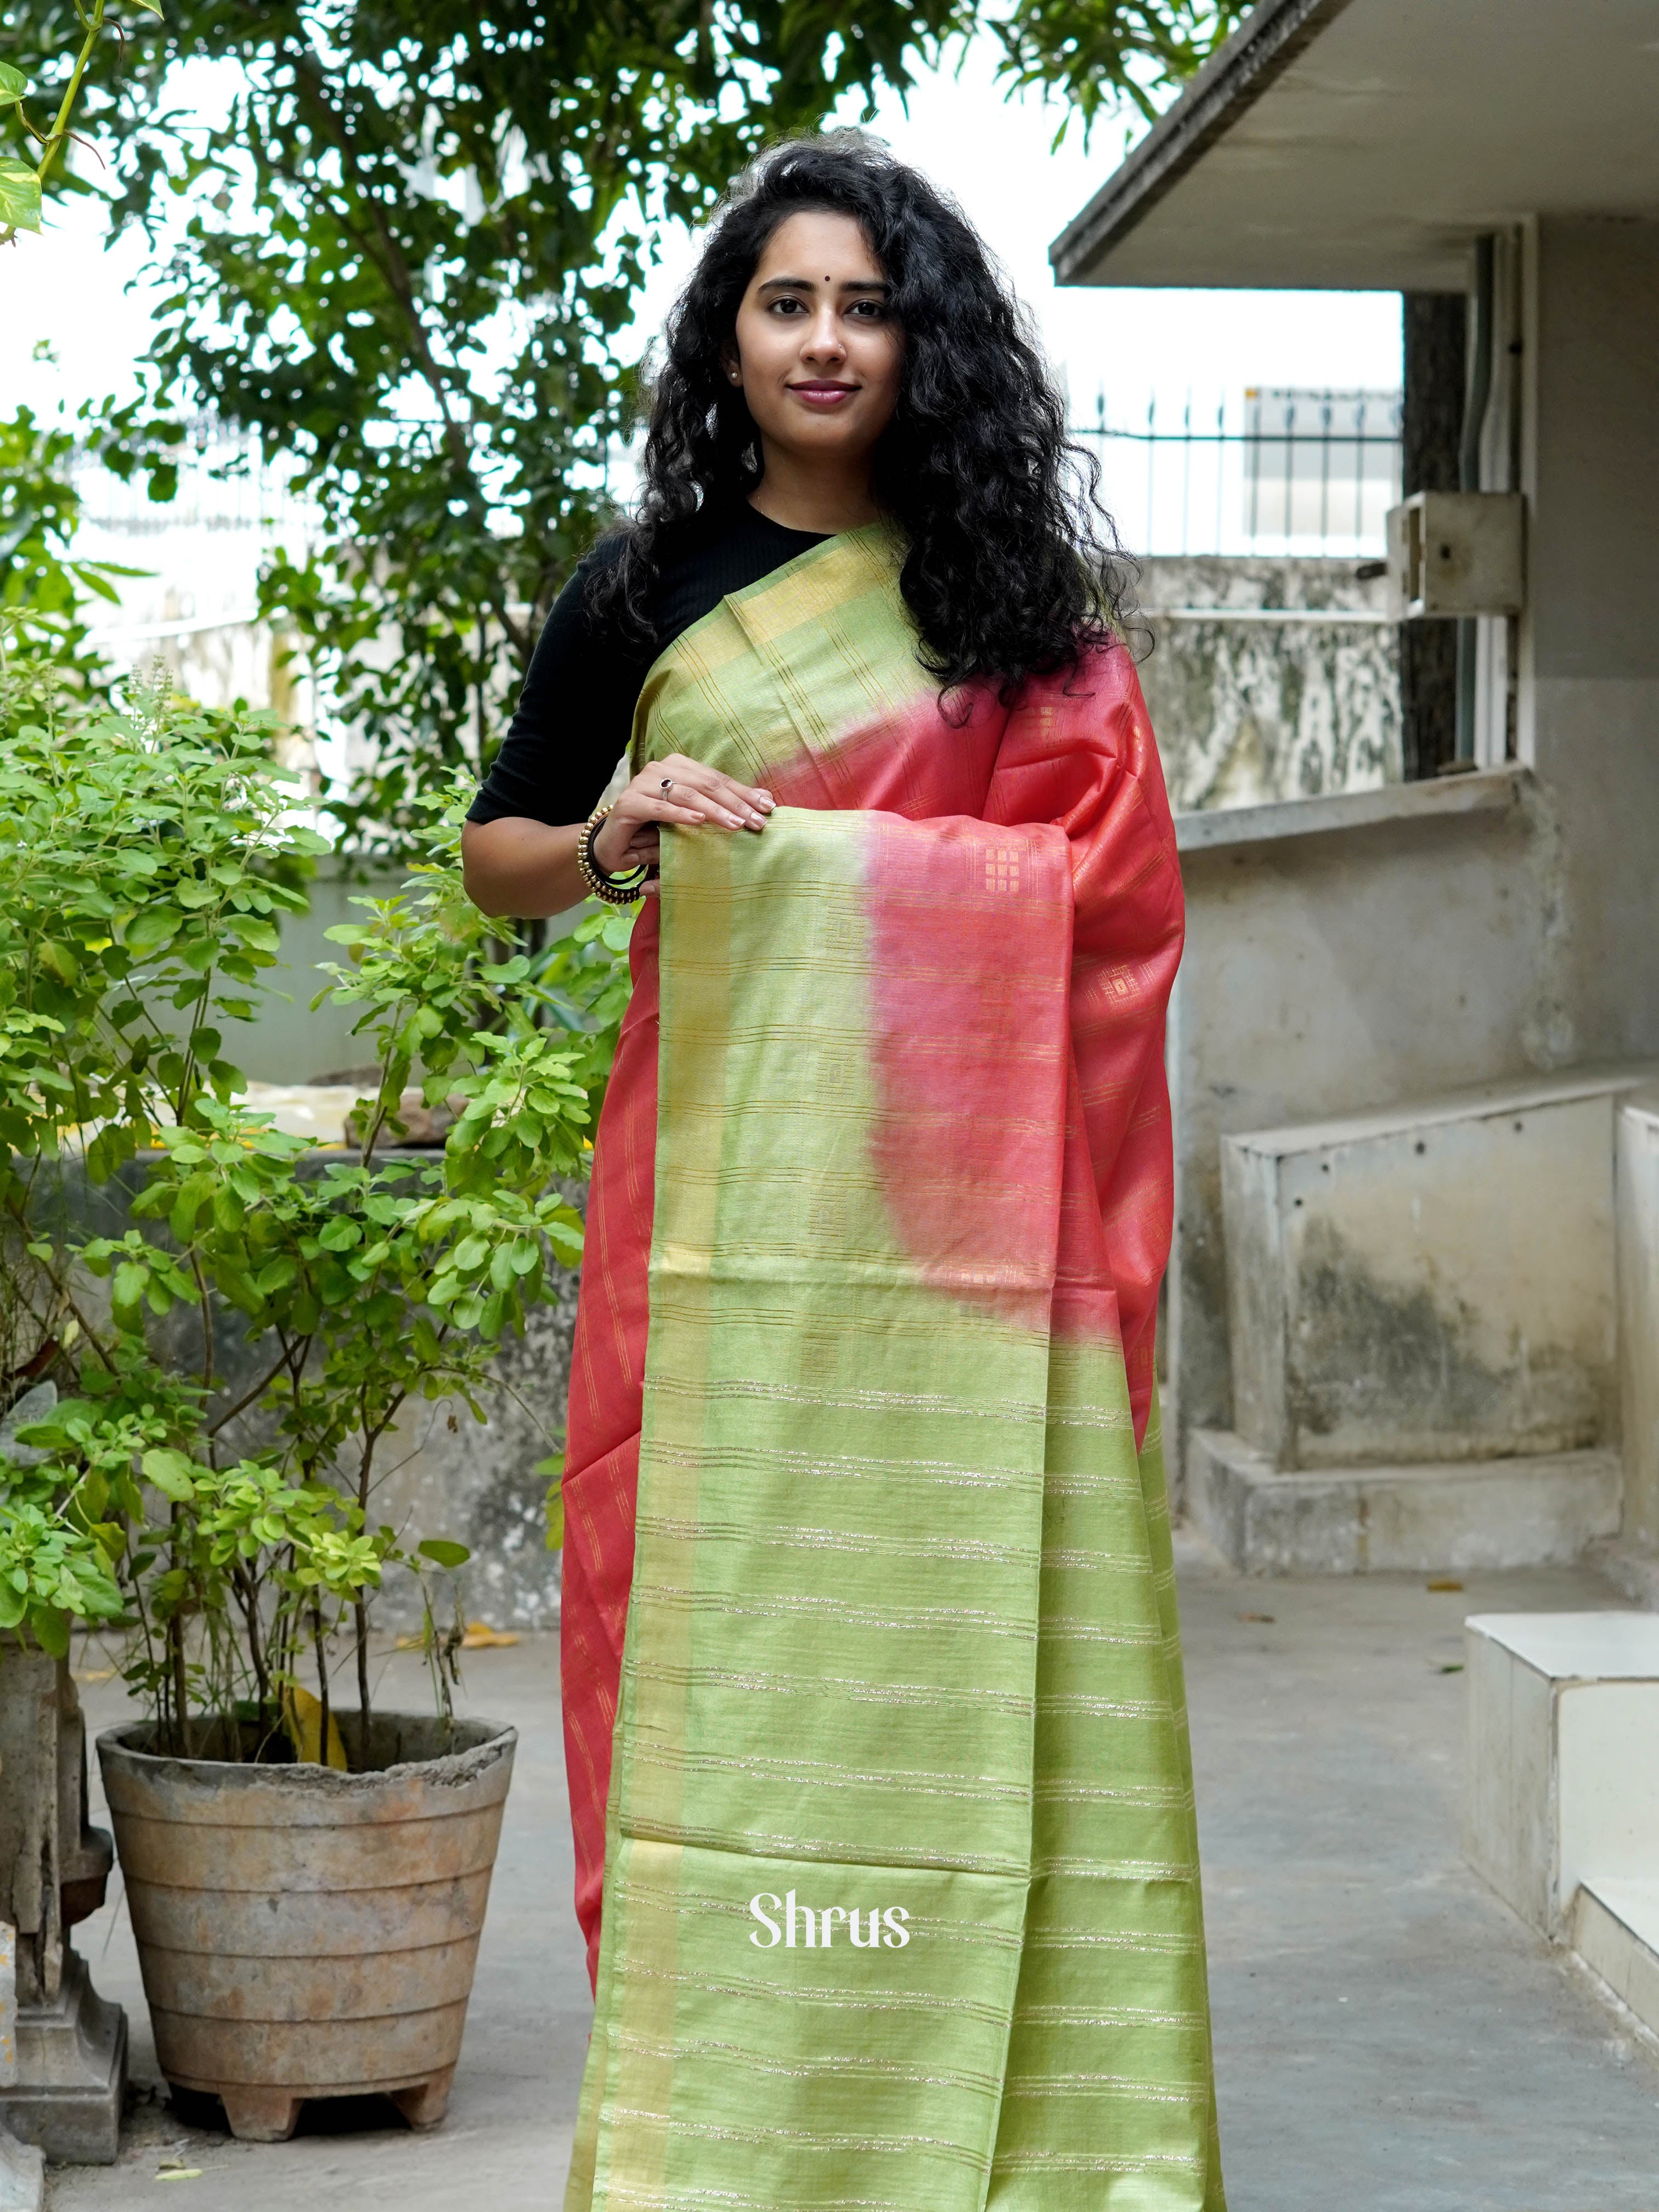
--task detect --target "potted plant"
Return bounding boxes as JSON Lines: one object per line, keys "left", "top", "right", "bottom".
{"left": 0, "top": 658, "right": 603, "bottom": 2140}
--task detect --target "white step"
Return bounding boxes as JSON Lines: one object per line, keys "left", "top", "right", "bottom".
{"left": 1573, "top": 1878, "right": 1659, "bottom": 2038}
{"left": 1464, "top": 1612, "right": 1659, "bottom": 1938}
{"left": 1187, "top": 1427, "right": 1620, "bottom": 1575}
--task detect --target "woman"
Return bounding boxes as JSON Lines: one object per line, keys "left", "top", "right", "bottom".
{"left": 464, "top": 133, "right": 1225, "bottom": 2212}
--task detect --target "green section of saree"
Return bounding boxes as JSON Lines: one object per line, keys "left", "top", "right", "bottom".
{"left": 567, "top": 534, "right": 1223, "bottom": 2212}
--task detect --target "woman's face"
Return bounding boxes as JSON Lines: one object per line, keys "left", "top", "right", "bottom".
{"left": 727, "top": 210, "right": 904, "bottom": 472}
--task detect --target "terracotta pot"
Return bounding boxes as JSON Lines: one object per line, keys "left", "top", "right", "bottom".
{"left": 97, "top": 1713, "right": 515, "bottom": 2142}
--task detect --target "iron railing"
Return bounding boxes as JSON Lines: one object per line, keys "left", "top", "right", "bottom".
{"left": 1070, "top": 387, "right": 1403, "bottom": 560}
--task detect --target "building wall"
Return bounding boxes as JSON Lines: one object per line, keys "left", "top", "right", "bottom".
{"left": 1168, "top": 772, "right": 1554, "bottom": 1483}
{"left": 1161, "top": 219, "right": 1659, "bottom": 1498}
{"left": 1136, "top": 556, "right": 1400, "bottom": 812}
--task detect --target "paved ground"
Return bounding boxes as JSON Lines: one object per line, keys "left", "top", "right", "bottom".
{"left": 1178, "top": 1542, "right": 1659, "bottom": 2212}
{"left": 50, "top": 1544, "right": 1659, "bottom": 2211}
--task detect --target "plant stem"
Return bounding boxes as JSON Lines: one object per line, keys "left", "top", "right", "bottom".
{"left": 170, "top": 1617, "right": 190, "bottom": 1757}
{"left": 354, "top": 1594, "right": 369, "bottom": 1751}
{"left": 352, "top": 1420, "right": 383, "bottom": 1743}
{"left": 205, "top": 1348, "right": 292, "bottom": 1437}
{"left": 313, "top": 1601, "right": 331, "bottom": 1764}
{"left": 190, "top": 1250, "right": 215, "bottom": 1398}
{"left": 33, "top": 0, "right": 107, "bottom": 195}
{"left": 232, "top": 1559, "right": 270, "bottom": 1725}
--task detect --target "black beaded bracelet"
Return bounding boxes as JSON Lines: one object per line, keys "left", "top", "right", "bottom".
{"left": 575, "top": 804, "right": 648, "bottom": 906}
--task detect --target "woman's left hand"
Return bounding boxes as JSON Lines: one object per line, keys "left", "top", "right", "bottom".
{"left": 591, "top": 753, "right": 776, "bottom": 892}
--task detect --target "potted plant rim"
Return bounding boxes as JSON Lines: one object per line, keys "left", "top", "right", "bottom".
{"left": 0, "top": 665, "right": 615, "bottom": 2139}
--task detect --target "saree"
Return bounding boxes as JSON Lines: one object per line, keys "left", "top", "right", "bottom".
{"left": 560, "top": 524, "right": 1225, "bottom": 2210}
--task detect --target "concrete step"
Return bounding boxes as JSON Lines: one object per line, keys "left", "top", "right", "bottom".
{"left": 1464, "top": 1612, "right": 1659, "bottom": 1938}
{"left": 1187, "top": 1427, "right": 1621, "bottom": 1575}
{"left": 1573, "top": 1878, "right": 1659, "bottom": 2038}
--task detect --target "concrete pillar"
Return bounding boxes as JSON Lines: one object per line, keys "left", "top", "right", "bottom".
{"left": 0, "top": 1644, "right": 125, "bottom": 2163}
{"left": 1519, "top": 217, "right": 1659, "bottom": 1067}
{"left": 1617, "top": 1098, "right": 1659, "bottom": 1555}
{"left": 0, "top": 1928, "right": 46, "bottom": 2212}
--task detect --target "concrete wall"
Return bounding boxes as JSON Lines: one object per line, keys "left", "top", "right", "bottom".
{"left": 1158, "top": 216, "right": 1659, "bottom": 1512}
{"left": 237, "top": 857, "right": 408, "bottom": 1085}
{"left": 1169, "top": 769, "right": 1556, "bottom": 1485}
{"left": 1138, "top": 556, "right": 1400, "bottom": 813}
{"left": 1222, "top": 1073, "right": 1654, "bottom": 1471}
{"left": 373, "top": 1282, "right": 576, "bottom": 1633}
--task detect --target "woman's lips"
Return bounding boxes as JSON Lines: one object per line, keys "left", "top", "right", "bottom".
{"left": 789, "top": 382, "right": 858, "bottom": 407}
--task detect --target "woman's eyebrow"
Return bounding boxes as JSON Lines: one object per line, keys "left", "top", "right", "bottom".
{"left": 755, "top": 275, "right": 891, "bottom": 296}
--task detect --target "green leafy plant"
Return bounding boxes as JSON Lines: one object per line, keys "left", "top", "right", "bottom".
{"left": 0, "top": 662, "right": 606, "bottom": 1761}
{"left": 524, "top": 901, "right": 640, "bottom": 1555}
{"left": 0, "top": 0, "right": 159, "bottom": 241}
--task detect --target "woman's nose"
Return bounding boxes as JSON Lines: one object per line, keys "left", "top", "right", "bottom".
{"left": 801, "top": 307, "right": 846, "bottom": 362}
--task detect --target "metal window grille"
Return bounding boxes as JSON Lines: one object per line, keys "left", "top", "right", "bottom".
{"left": 1070, "top": 387, "right": 1403, "bottom": 559}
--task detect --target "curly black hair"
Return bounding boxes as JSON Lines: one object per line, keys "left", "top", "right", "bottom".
{"left": 584, "top": 133, "right": 1135, "bottom": 699}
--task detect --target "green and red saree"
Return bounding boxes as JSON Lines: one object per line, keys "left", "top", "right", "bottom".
{"left": 560, "top": 524, "right": 1224, "bottom": 2209}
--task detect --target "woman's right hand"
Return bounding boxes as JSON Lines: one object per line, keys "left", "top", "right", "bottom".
{"left": 590, "top": 754, "right": 776, "bottom": 891}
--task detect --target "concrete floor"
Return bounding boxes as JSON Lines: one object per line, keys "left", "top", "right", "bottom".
{"left": 50, "top": 1544, "right": 1659, "bottom": 2211}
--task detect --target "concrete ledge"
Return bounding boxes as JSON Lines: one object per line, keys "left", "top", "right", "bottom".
{"left": 1188, "top": 1427, "right": 1621, "bottom": 1575}
{"left": 1464, "top": 1613, "right": 1659, "bottom": 1936}
{"left": 1596, "top": 1542, "right": 1659, "bottom": 1610}
{"left": 1175, "top": 763, "right": 1526, "bottom": 856}
{"left": 1049, "top": 0, "right": 1347, "bottom": 285}
{"left": 1220, "top": 1063, "right": 1654, "bottom": 1470}
{"left": 1573, "top": 1880, "right": 1659, "bottom": 2037}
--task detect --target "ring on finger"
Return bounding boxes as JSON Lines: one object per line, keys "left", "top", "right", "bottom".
{"left": 660, "top": 776, "right": 673, "bottom": 794}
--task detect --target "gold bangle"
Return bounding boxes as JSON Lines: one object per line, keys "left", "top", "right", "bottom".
{"left": 576, "top": 804, "right": 648, "bottom": 906}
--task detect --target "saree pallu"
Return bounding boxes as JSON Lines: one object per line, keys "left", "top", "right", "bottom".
{"left": 561, "top": 525, "right": 1226, "bottom": 2211}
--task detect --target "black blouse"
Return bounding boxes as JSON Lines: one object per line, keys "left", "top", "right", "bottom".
{"left": 466, "top": 504, "right": 827, "bottom": 828}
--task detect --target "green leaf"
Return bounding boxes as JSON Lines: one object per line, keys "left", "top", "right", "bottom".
{"left": 0, "top": 160, "right": 40, "bottom": 235}
{"left": 168, "top": 1171, "right": 213, "bottom": 1243}
{"left": 111, "top": 1260, "right": 148, "bottom": 1328}
{"left": 0, "top": 63, "right": 29, "bottom": 101}
{"left": 140, "top": 1448, "right": 197, "bottom": 1503}
{"left": 416, "top": 1537, "right": 470, "bottom": 1570}
{"left": 37, "top": 939, "right": 80, "bottom": 984}
{"left": 29, "top": 1605, "right": 69, "bottom": 1658}
{"left": 126, "top": 906, "right": 182, "bottom": 956}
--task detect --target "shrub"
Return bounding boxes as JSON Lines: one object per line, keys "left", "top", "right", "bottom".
{"left": 0, "top": 658, "right": 609, "bottom": 1760}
